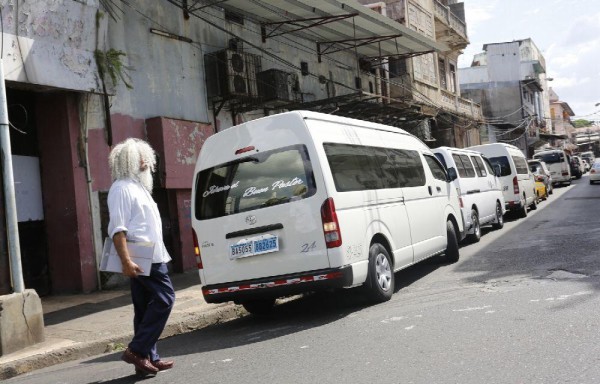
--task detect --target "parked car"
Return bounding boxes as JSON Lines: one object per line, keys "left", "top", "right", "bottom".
{"left": 528, "top": 159, "right": 553, "bottom": 195}
{"left": 583, "top": 158, "right": 592, "bottom": 172}
{"left": 590, "top": 161, "right": 600, "bottom": 184}
{"left": 467, "top": 143, "right": 536, "bottom": 218}
{"left": 570, "top": 156, "right": 583, "bottom": 179}
{"left": 191, "top": 111, "right": 464, "bottom": 313}
{"left": 532, "top": 149, "right": 571, "bottom": 186}
{"left": 581, "top": 151, "right": 595, "bottom": 166}
{"left": 433, "top": 147, "right": 505, "bottom": 243}
{"left": 533, "top": 176, "right": 548, "bottom": 202}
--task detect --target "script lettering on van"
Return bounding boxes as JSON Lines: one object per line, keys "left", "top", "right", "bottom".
{"left": 203, "top": 181, "right": 240, "bottom": 198}
{"left": 242, "top": 177, "right": 304, "bottom": 197}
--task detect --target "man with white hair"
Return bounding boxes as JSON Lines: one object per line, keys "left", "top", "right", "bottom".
{"left": 107, "top": 138, "right": 175, "bottom": 376}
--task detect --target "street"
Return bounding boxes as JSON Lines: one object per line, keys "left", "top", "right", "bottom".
{"left": 8, "top": 174, "right": 600, "bottom": 384}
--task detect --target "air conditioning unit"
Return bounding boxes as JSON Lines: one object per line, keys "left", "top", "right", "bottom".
{"left": 204, "top": 49, "right": 260, "bottom": 98}
{"left": 257, "top": 69, "right": 299, "bottom": 105}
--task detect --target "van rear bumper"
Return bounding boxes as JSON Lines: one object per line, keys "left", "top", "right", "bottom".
{"left": 202, "top": 266, "right": 354, "bottom": 304}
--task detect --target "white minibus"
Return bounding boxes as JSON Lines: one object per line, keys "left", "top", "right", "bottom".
{"left": 191, "top": 111, "right": 464, "bottom": 313}
{"left": 532, "top": 149, "right": 571, "bottom": 186}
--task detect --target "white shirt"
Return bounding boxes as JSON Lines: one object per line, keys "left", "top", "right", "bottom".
{"left": 107, "top": 178, "right": 171, "bottom": 264}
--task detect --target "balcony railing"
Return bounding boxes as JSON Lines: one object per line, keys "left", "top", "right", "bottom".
{"left": 439, "top": 89, "right": 482, "bottom": 120}
{"left": 433, "top": 0, "right": 467, "bottom": 39}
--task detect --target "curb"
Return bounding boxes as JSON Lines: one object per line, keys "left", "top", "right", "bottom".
{"left": 0, "top": 302, "right": 243, "bottom": 380}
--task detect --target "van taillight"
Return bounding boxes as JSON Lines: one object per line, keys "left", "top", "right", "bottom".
{"left": 192, "top": 229, "right": 203, "bottom": 269}
{"left": 321, "top": 198, "right": 342, "bottom": 248}
{"left": 513, "top": 176, "right": 519, "bottom": 194}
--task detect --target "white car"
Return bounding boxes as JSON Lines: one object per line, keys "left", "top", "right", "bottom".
{"left": 590, "top": 161, "right": 600, "bottom": 184}
{"left": 433, "top": 147, "right": 505, "bottom": 243}
{"left": 191, "top": 111, "right": 464, "bottom": 313}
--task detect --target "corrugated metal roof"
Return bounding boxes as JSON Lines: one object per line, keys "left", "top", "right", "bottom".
{"left": 215, "top": 0, "right": 447, "bottom": 58}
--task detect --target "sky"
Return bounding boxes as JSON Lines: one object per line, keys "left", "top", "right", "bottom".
{"left": 458, "top": 0, "right": 600, "bottom": 119}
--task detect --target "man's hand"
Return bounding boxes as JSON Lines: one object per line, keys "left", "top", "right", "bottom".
{"left": 121, "top": 260, "right": 144, "bottom": 278}
{"left": 113, "top": 232, "right": 145, "bottom": 277}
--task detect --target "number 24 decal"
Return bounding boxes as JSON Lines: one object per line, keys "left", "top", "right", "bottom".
{"left": 301, "top": 241, "right": 317, "bottom": 253}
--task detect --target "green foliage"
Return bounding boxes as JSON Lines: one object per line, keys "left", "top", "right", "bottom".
{"left": 94, "top": 49, "right": 134, "bottom": 89}
{"left": 572, "top": 119, "right": 594, "bottom": 128}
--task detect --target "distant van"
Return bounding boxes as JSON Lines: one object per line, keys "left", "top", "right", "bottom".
{"left": 432, "top": 147, "right": 506, "bottom": 242}
{"left": 191, "top": 111, "right": 464, "bottom": 314}
{"left": 532, "top": 149, "right": 571, "bottom": 186}
{"left": 467, "top": 143, "right": 537, "bottom": 218}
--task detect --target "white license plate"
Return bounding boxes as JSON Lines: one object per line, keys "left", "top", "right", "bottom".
{"left": 230, "top": 235, "right": 279, "bottom": 260}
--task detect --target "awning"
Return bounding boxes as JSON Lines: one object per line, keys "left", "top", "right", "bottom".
{"left": 169, "top": 0, "right": 447, "bottom": 59}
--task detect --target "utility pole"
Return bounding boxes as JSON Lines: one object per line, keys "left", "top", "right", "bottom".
{"left": 0, "top": 58, "right": 24, "bottom": 293}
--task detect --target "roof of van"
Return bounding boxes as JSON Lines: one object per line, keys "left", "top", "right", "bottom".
{"left": 293, "top": 110, "right": 413, "bottom": 136}
{"left": 467, "top": 142, "right": 521, "bottom": 151}
{"left": 432, "top": 146, "right": 483, "bottom": 155}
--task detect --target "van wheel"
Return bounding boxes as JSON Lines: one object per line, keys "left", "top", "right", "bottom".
{"left": 467, "top": 209, "right": 481, "bottom": 243}
{"left": 242, "top": 298, "right": 276, "bottom": 315}
{"left": 444, "top": 221, "right": 460, "bottom": 263}
{"left": 364, "top": 243, "right": 394, "bottom": 303}
{"left": 492, "top": 201, "right": 504, "bottom": 230}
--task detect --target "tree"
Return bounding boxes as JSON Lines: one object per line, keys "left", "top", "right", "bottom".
{"left": 572, "top": 119, "right": 594, "bottom": 128}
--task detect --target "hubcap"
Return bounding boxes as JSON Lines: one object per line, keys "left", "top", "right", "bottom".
{"left": 472, "top": 214, "right": 480, "bottom": 236}
{"left": 375, "top": 253, "right": 392, "bottom": 292}
{"left": 497, "top": 205, "right": 503, "bottom": 224}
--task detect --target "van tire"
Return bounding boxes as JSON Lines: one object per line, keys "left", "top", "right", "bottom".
{"left": 444, "top": 221, "right": 460, "bottom": 263}
{"left": 467, "top": 209, "right": 481, "bottom": 243}
{"left": 364, "top": 243, "right": 394, "bottom": 303}
{"left": 492, "top": 202, "right": 504, "bottom": 230}
{"left": 242, "top": 298, "right": 276, "bottom": 315}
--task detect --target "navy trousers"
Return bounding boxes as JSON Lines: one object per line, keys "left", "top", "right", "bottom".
{"left": 128, "top": 263, "right": 175, "bottom": 361}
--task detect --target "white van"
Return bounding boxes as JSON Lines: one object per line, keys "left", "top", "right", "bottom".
{"left": 532, "top": 149, "right": 571, "bottom": 186}
{"left": 191, "top": 111, "right": 464, "bottom": 313}
{"left": 432, "top": 147, "right": 506, "bottom": 242}
{"left": 467, "top": 143, "right": 536, "bottom": 218}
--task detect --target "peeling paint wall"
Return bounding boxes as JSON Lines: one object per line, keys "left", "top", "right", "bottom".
{"left": 0, "top": 0, "right": 104, "bottom": 92}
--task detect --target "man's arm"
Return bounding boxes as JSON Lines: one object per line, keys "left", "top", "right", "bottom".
{"left": 113, "top": 231, "right": 144, "bottom": 277}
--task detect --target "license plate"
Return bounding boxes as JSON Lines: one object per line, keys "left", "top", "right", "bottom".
{"left": 230, "top": 235, "right": 279, "bottom": 260}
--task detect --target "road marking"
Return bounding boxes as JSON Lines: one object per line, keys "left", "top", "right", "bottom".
{"left": 405, "top": 325, "right": 415, "bottom": 330}
{"left": 452, "top": 305, "right": 492, "bottom": 312}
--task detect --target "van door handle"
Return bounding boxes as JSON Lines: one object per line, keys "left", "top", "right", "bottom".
{"left": 436, "top": 186, "right": 442, "bottom": 192}
{"left": 428, "top": 186, "right": 433, "bottom": 195}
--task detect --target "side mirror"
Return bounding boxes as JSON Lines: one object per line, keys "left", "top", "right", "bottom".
{"left": 447, "top": 167, "right": 458, "bottom": 182}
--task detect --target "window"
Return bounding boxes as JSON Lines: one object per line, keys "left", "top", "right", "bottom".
{"left": 452, "top": 154, "right": 476, "bottom": 178}
{"left": 195, "top": 145, "right": 316, "bottom": 220}
{"left": 389, "top": 57, "right": 407, "bottom": 78}
{"left": 482, "top": 157, "right": 495, "bottom": 175}
{"left": 533, "top": 152, "right": 563, "bottom": 164}
{"left": 488, "top": 156, "right": 511, "bottom": 177}
{"left": 424, "top": 155, "right": 447, "bottom": 181}
{"left": 449, "top": 63, "right": 457, "bottom": 93}
{"left": 323, "top": 143, "right": 426, "bottom": 191}
{"left": 434, "top": 153, "right": 447, "bottom": 169}
{"left": 471, "top": 155, "right": 487, "bottom": 177}
{"left": 512, "top": 156, "right": 529, "bottom": 175}
{"left": 438, "top": 58, "right": 447, "bottom": 89}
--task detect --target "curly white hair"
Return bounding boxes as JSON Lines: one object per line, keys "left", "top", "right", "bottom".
{"left": 108, "top": 138, "right": 156, "bottom": 182}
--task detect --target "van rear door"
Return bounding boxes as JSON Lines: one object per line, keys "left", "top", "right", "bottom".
{"left": 194, "top": 144, "right": 330, "bottom": 285}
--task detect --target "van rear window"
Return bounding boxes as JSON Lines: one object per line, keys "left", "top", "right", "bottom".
{"left": 533, "top": 152, "right": 563, "bottom": 164}
{"left": 194, "top": 144, "right": 316, "bottom": 220}
{"left": 488, "top": 156, "right": 511, "bottom": 177}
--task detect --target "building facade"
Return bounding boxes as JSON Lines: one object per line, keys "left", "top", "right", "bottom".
{"left": 459, "top": 38, "right": 552, "bottom": 157}
{"left": 0, "top": 0, "right": 481, "bottom": 295}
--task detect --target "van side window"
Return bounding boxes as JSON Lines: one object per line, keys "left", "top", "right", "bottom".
{"left": 323, "top": 143, "right": 425, "bottom": 191}
{"left": 424, "top": 155, "right": 447, "bottom": 181}
{"left": 512, "top": 156, "right": 529, "bottom": 174}
{"left": 482, "top": 157, "right": 494, "bottom": 175}
{"left": 471, "top": 155, "right": 487, "bottom": 177}
{"left": 452, "top": 154, "right": 476, "bottom": 178}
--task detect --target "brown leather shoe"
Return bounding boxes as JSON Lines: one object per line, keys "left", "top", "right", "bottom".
{"left": 135, "top": 359, "right": 174, "bottom": 375}
{"left": 121, "top": 348, "right": 158, "bottom": 375}
{"left": 151, "top": 360, "right": 174, "bottom": 371}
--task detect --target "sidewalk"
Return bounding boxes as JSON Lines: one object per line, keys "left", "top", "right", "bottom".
{"left": 0, "top": 271, "right": 243, "bottom": 380}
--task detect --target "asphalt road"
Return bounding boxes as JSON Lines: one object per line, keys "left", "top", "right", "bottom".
{"left": 8, "top": 174, "right": 600, "bottom": 384}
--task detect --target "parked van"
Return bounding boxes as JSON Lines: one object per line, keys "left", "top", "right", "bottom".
{"left": 467, "top": 143, "right": 536, "bottom": 218}
{"left": 432, "top": 147, "right": 506, "bottom": 243}
{"left": 580, "top": 151, "right": 595, "bottom": 166}
{"left": 191, "top": 111, "right": 464, "bottom": 313}
{"left": 532, "top": 149, "right": 571, "bottom": 186}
